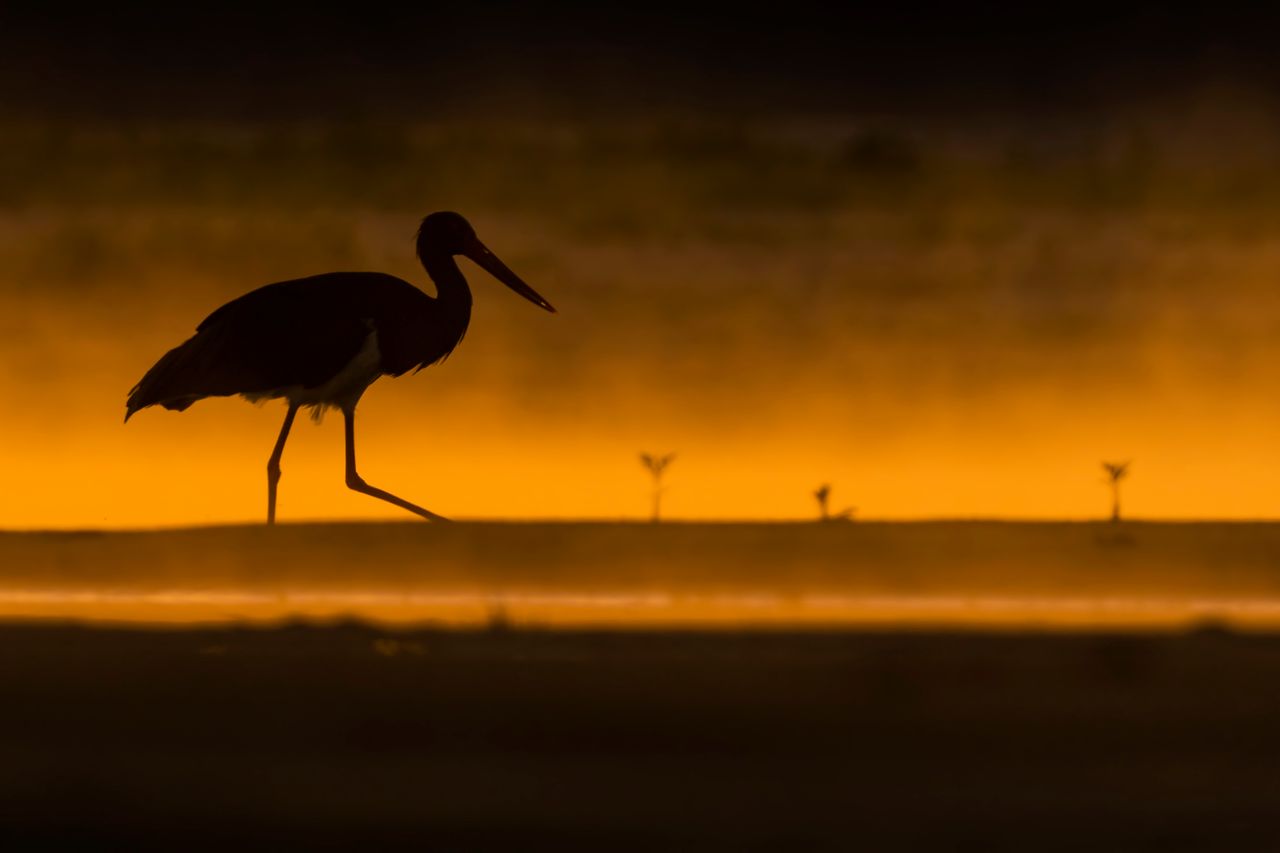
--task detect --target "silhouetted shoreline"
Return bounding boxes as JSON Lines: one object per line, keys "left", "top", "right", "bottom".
{"left": 3, "top": 521, "right": 1280, "bottom": 628}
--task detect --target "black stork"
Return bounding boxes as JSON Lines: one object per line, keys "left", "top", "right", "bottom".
{"left": 125, "top": 211, "right": 555, "bottom": 524}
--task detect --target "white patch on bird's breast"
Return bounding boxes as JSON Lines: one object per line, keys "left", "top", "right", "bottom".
{"left": 281, "top": 326, "right": 384, "bottom": 414}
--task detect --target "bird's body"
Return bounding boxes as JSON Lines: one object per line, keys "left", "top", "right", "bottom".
{"left": 126, "top": 212, "right": 555, "bottom": 523}
{"left": 126, "top": 270, "right": 470, "bottom": 420}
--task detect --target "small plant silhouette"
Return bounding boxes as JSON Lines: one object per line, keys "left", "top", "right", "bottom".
{"left": 640, "top": 452, "right": 676, "bottom": 522}
{"left": 814, "top": 483, "right": 855, "bottom": 522}
{"left": 1102, "top": 461, "right": 1130, "bottom": 523}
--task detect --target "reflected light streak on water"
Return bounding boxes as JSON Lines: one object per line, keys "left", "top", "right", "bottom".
{"left": 0, "top": 589, "right": 1277, "bottom": 629}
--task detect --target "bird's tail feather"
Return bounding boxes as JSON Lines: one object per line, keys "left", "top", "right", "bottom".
{"left": 124, "top": 336, "right": 210, "bottom": 421}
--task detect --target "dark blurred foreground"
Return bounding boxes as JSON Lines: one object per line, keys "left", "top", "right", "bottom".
{"left": 3, "top": 622, "right": 1280, "bottom": 849}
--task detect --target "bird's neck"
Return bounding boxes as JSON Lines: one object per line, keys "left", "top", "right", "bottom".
{"left": 420, "top": 250, "right": 474, "bottom": 313}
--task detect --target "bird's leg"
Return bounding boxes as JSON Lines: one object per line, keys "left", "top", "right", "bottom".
{"left": 266, "top": 404, "right": 299, "bottom": 526}
{"left": 342, "top": 405, "right": 449, "bottom": 522}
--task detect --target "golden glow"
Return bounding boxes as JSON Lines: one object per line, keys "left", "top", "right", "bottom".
{"left": 5, "top": 112, "right": 1280, "bottom": 528}
{"left": 3, "top": 376, "right": 1280, "bottom": 527}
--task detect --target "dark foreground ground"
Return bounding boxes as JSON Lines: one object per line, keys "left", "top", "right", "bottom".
{"left": 3, "top": 623, "right": 1280, "bottom": 850}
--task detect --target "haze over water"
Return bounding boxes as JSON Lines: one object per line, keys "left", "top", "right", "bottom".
{"left": 6, "top": 106, "right": 1280, "bottom": 526}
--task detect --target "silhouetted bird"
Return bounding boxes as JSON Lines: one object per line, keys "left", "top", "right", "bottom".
{"left": 126, "top": 212, "right": 555, "bottom": 524}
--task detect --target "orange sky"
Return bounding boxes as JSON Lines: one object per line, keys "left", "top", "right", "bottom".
{"left": 6, "top": 111, "right": 1280, "bottom": 528}
{"left": 3, "top": 371, "right": 1279, "bottom": 528}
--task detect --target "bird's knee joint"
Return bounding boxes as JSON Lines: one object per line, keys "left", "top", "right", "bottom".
{"left": 267, "top": 461, "right": 282, "bottom": 478}
{"left": 345, "top": 472, "right": 366, "bottom": 490}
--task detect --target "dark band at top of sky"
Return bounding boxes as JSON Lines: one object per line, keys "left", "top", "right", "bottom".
{"left": 4, "top": 4, "right": 1280, "bottom": 118}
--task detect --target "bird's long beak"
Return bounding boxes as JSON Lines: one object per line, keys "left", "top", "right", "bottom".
{"left": 465, "top": 240, "right": 556, "bottom": 313}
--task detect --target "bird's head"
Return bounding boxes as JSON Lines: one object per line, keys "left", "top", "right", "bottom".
{"left": 417, "top": 211, "right": 556, "bottom": 313}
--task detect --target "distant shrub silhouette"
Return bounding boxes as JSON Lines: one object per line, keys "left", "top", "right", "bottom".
{"left": 1102, "top": 461, "right": 1130, "bottom": 523}
{"left": 640, "top": 452, "right": 676, "bottom": 522}
{"left": 814, "top": 483, "right": 855, "bottom": 522}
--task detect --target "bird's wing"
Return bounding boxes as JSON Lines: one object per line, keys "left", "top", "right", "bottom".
{"left": 127, "top": 277, "right": 372, "bottom": 415}
{"left": 198, "top": 294, "right": 371, "bottom": 391}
